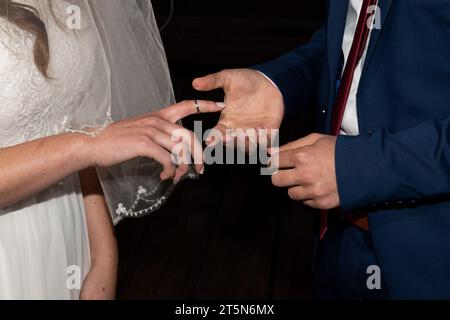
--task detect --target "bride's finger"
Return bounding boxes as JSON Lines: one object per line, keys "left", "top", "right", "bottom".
{"left": 152, "top": 119, "right": 205, "bottom": 174}
{"left": 142, "top": 140, "right": 176, "bottom": 180}
{"left": 143, "top": 123, "right": 195, "bottom": 177}
{"left": 174, "top": 129, "right": 205, "bottom": 174}
{"left": 158, "top": 100, "right": 225, "bottom": 123}
{"left": 144, "top": 126, "right": 178, "bottom": 153}
{"left": 174, "top": 164, "right": 190, "bottom": 182}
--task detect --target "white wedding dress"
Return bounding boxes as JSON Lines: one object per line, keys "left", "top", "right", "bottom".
{"left": 0, "top": 0, "right": 176, "bottom": 300}
{"left": 0, "top": 1, "right": 104, "bottom": 299}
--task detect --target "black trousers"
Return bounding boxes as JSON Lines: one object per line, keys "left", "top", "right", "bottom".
{"left": 312, "top": 215, "right": 390, "bottom": 300}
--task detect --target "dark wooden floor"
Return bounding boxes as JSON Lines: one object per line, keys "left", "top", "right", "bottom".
{"left": 116, "top": 157, "right": 316, "bottom": 299}
{"left": 116, "top": 0, "right": 325, "bottom": 300}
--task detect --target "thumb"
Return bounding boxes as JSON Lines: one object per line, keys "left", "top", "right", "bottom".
{"left": 272, "top": 133, "right": 325, "bottom": 154}
{"left": 193, "top": 70, "right": 228, "bottom": 92}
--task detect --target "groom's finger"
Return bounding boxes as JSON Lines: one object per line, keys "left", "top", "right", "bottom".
{"left": 278, "top": 133, "right": 324, "bottom": 153}
{"left": 192, "top": 71, "right": 228, "bottom": 91}
{"left": 153, "top": 119, "right": 205, "bottom": 174}
{"left": 277, "top": 149, "right": 297, "bottom": 169}
{"left": 272, "top": 168, "right": 298, "bottom": 188}
{"left": 159, "top": 100, "right": 225, "bottom": 123}
{"left": 173, "top": 130, "right": 204, "bottom": 174}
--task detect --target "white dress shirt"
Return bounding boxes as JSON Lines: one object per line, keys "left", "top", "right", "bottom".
{"left": 340, "top": 0, "right": 371, "bottom": 136}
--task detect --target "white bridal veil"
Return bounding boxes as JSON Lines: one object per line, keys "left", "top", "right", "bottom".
{"left": 48, "top": 0, "right": 189, "bottom": 224}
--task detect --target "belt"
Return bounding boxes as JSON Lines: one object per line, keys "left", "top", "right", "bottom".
{"left": 347, "top": 214, "right": 370, "bottom": 231}
{"left": 332, "top": 208, "right": 370, "bottom": 231}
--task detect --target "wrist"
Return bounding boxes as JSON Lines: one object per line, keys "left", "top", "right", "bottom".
{"left": 70, "top": 132, "right": 97, "bottom": 169}
{"left": 253, "top": 70, "right": 284, "bottom": 105}
{"left": 256, "top": 70, "right": 280, "bottom": 92}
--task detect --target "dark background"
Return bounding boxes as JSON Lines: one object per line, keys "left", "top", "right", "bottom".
{"left": 116, "top": 0, "right": 326, "bottom": 299}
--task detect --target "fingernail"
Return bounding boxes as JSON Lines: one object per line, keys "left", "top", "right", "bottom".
{"left": 207, "top": 139, "right": 219, "bottom": 148}
{"left": 206, "top": 134, "right": 220, "bottom": 147}
{"left": 216, "top": 102, "right": 226, "bottom": 108}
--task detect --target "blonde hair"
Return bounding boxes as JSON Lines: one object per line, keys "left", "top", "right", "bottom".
{"left": 0, "top": 0, "right": 50, "bottom": 77}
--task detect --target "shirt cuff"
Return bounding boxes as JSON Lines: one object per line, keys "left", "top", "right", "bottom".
{"left": 256, "top": 71, "right": 280, "bottom": 91}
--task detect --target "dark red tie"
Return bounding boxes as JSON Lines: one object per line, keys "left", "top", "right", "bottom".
{"left": 320, "top": 0, "right": 378, "bottom": 240}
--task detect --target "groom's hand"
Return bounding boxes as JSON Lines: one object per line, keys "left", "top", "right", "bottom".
{"left": 270, "top": 134, "right": 340, "bottom": 210}
{"left": 193, "top": 69, "right": 284, "bottom": 143}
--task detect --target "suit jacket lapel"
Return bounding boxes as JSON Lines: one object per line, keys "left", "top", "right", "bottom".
{"left": 361, "top": 0, "right": 393, "bottom": 76}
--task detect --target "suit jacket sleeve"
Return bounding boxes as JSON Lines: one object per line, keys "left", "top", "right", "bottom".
{"left": 336, "top": 116, "right": 450, "bottom": 212}
{"left": 253, "top": 24, "right": 327, "bottom": 115}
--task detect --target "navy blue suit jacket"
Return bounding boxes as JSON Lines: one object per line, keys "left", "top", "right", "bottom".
{"left": 256, "top": 0, "right": 450, "bottom": 299}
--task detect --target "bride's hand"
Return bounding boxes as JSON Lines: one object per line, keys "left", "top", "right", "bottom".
{"left": 88, "top": 100, "right": 224, "bottom": 181}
